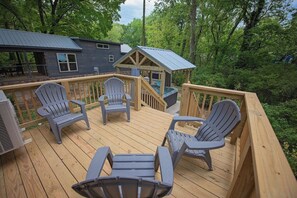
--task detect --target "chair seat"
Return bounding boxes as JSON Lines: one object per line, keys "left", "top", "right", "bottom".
{"left": 53, "top": 113, "right": 84, "bottom": 126}
{"left": 106, "top": 104, "right": 127, "bottom": 113}
{"left": 111, "top": 154, "right": 155, "bottom": 180}
{"left": 167, "top": 130, "right": 206, "bottom": 157}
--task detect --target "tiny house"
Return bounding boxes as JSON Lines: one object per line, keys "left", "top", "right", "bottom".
{"left": 0, "top": 28, "right": 129, "bottom": 78}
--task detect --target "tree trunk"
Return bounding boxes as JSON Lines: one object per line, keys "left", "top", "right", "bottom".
{"left": 237, "top": 0, "right": 265, "bottom": 68}
{"left": 37, "top": 0, "right": 47, "bottom": 33}
{"left": 189, "top": 0, "right": 197, "bottom": 64}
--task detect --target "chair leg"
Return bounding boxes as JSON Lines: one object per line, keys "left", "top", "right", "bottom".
{"left": 161, "top": 136, "right": 167, "bottom": 146}
{"left": 103, "top": 114, "right": 107, "bottom": 125}
{"left": 172, "top": 143, "right": 187, "bottom": 169}
{"left": 85, "top": 117, "right": 90, "bottom": 129}
{"left": 205, "top": 151, "right": 213, "bottom": 171}
{"left": 127, "top": 109, "right": 130, "bottom": 122}
{"left": 52, "top": 126, "right": 62, "bottom": 144}
{"left": 102, "top": 110, "right": 107, "bottom": 125}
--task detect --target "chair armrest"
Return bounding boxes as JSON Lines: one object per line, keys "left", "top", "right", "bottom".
{"left": 185, "top": 138, "right": 225, "bottom": 150}
{"left": 85, "top": 147, "right": 113, "bottom": 180}
{"left": 37, "top": 107, "right": 52, "bottom": 118}
{"left": 98, "top": 95, "right": 107, "bottom": 102}
{"left": 124, "top": 94, "right": 131, "bottom": 101}
{"left": 70, "top": 100, "right": 85, "bottom": 107}
{"left": 99, "top": 95, "right": 107, "bottom": 111}
{"left": 154, "top": 146, "right": 173, "bottom": 186}
{"left": 169, "top": 116, "right": 205, "bottom": 130}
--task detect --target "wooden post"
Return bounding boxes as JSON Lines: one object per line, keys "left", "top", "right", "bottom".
{"left": 149, "top": 71, "right": 152, "bottom": 84}
{"left": 178, "top": 83, "right": 191, "bottom": 126}
{"left": 230, "top": 100, "right": 247, "bottom": 144}
{"left": 226, "top": 141, "right": 254, "bottom": 198}
{"left": 136, "top": 51, "right": 139, "bottom": 65}
{"left": 61, "top": 80, "right": 73, "bottom": 112}
{"left": 186, "top": 70, "right": 191, "bottom": 83}
{"left": 134, "top": 77, "right": 141, "bottom": 111}
{"left": 24, "top": 52, "right": 32, "bottom": 78}
{"left": 160, "top": 71, "right": 165, "bottom": 98}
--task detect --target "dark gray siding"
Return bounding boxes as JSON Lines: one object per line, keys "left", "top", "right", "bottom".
{"left": 44, "top": 40, "right": 121, "bottom": 77}
{"left": 77, "top": 40, "right": 121, "bottom": 73}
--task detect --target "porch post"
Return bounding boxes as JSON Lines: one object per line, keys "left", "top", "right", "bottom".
{"left": 24, "top": 52, "right": 32, "bottom": 78}
{"left": 134, "top": 77, "right": 142, "bottom": 111}
{"left": 160, "top": 70, "right": 165, "bottom": 97}
{"left": 186, "top": 70, "right": 191, "bottom": 83}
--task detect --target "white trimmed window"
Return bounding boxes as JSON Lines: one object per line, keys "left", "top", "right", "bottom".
{"left": 109, "top": 55, "right": 114, "bottom": 62}
{"left": 96, "top": 43, "right": 109, "bottom": 49}
{"left": 57, "top": 53, "right": 78, "bottom": 72}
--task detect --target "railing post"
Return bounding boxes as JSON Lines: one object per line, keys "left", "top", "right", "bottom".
{"left": 61, "top": 80, "right": 73, "bottom": 112}
{"left": 230, "top": 100, "right": 247, "bottom": 144}
{"left": 226, "top": 141, "right": 255, "bottom": 198}
{"left": 134, "top": 77, "right": 141, "bottom": 111}
{"left": 178, "top": 83, "right": 191, "bottom": 126}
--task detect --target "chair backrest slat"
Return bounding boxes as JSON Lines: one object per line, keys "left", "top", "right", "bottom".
{"left": 104, "top": 77, "right": 125, "bottom": 105}
{"left": 120, "top": 178, "right": 138, "bottom": 198}
{"left": 35, "top": 83, "right": 70, "bottom": 118}
{"left": 101, "top": 179, "right": 121, "bottom": 198}
{"left": 72, "top": 176, "right": 171, "bottom": 198}
{"left": 196, "top": 100, "right": 241, "bottom": 141}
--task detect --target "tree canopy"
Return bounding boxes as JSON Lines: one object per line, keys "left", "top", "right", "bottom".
{"left": 0, "top": 0, "right": 124, "bottom": 38}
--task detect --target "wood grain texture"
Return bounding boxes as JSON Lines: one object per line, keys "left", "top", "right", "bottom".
{"left": 1, "top": 151, "right": 27, "bottom": 198}
{"left": 24, "top": 131, "right": 68, "bottom": 198}
{"left": 245, "top": 93, "right": 297, "bottom": 197}
{"left": 1, "top": 107, "right": 236, "bottom": 198}
{"left": 14, "top": 147, "right": 47, "bottom": 198}
{"left": 0, "top": 156, "right": 7, "bottom": 198}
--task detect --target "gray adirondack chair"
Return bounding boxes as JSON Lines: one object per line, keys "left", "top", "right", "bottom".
{"left": 162, "top": 99, "right": 241, "bottom": 170}
{"left": 35, "top": 83, "right": 90, "bottom": 144}
{"left": 99, "top": 77, "right": 131, "bottom": 125}
{"left": 72, "top": 146, "right": 174, "bottom": 198}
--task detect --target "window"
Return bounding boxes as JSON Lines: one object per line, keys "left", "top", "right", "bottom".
{"left": 57, "top": 53, "right": 78, "bottom": 72}
{"left": 96, "top": 43, "right": 109, "bottom": 49}
{"left": 109, "top": 55, "right": 114, "bottom": 62}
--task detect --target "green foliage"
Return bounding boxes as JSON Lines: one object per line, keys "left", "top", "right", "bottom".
{"left": 172, "top": 72, "right": 185, "bottom": 86}
{"left": 263, "top": 100, "right": 297, "bottom": 176}
{"left": 121, "top": 19, "right": 142, "bottom": 47}
{"left": 232, "top": 64, "right": 297, "bottom": 104}
{"left": 104, "top": 23, "right": 124, "bottom": 42}
{"left": 191, "top": 66, "right": 229, "bottom": 88}
{"left": 0, "top": 0, "right": 123, "bottom": 38}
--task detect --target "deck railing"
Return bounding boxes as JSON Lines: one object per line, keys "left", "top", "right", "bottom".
{"left": 0, "top": 74, "right": 142, "bottom": 128}
{"left": 179, "top": 83, "right": 297, "bottom": 198}
{"left": 140, "top": 76, "right": 167, "bottom": 111}
{"left": 0, "top": 74, "right": 168, "bottom": 128}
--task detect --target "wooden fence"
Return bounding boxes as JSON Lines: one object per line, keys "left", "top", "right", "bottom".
{"left": 179, "top": 83, "right": 297, "bottom": 198}
{"left": 0, "top": 74, "right": 166, "bottom": 128}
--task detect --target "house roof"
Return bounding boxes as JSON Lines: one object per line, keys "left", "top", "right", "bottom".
{"left": 121, "top": 44, "right": 132, "bottom": 54}
{"left": 0, "top": 28, "right": 82, "bottom": 51}
{"left": 71, "top": 37, "right": 122, "bottom": 45}
{"left": 114, "top": 46, "right": 196, "bottom": 72}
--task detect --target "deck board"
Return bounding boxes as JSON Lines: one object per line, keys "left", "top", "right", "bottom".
{"left": 1, "top": 106, "right": 235, "bottom": 198}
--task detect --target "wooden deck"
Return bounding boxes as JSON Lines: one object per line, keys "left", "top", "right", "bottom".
{"left": 0, "top": 106, "right": 235, "bottom": 198}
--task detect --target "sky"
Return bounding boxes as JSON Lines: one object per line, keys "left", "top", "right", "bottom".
{"left": 118, "top": 0, "right": 157, "bottom": 24}
{"left": 118, "top": 0, "right": 297, "bottom": 25}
